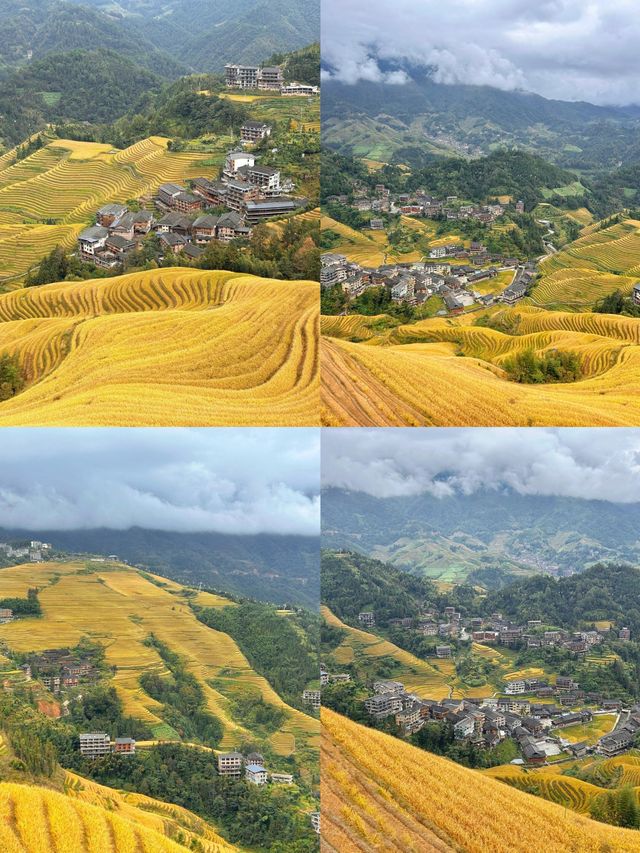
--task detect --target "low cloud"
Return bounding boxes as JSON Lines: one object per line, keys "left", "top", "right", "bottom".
{"left": 0, "top": 429, "right": 320, "bottom": 535}
{"left": 322, "top": 429, "right": 640, "bottom": 503}
{"left": 322, "top": 0, "right": 640, "bottom": 105}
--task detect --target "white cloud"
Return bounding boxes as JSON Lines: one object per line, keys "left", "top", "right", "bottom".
{"left": 322, "top": 429, "right": 640, "bottom": 503}
{"left": 0, "top": 429, "right": 320, "bottom": 535}
{"left": 322, "top": 0, "right": 640, "bottom": 105}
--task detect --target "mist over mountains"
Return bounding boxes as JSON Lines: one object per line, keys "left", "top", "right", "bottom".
{"left": 321, "top": 487, "right": 640, "bottom": 586}
{"left": 0, "top": 0, "right": 319, "bottom": 76}
{"left": 323, "top": 75, "right": 640, "bottom": 170}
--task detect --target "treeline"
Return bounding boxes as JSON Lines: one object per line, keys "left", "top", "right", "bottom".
{"left": 485, "top": 563, "right": 640, "bottom": 634}
{"left": 0, "top": 587, "right": 40, "bottom": 615}
{"left": 69, "top": 684, "right": 152, "bottom": 742}
{"left": 140, "top": 634, "right": 223, "bottom": 747}
{"left": 267, "top": 43, "right": 321, "bottom": 86}
{"left": 55, "top": 76, "right": 249, "bottom": 150}
{"left": 196, "top": 602, "right": 319, "bottom": 711}
{"left": 321, "top": 550, "right": 440, "bottom": 625}
{"left": 0, "top": 49, "right": 163, "bottom": 146}
{"left": 321, "top": 148, "right": 575, "bottom": 210}
{"left": 0, "top": 693, "right": 75, "bottom": 777}
{"left": 594, "top": 290, "right": 640, "bottom": 317}
{"left": 87, "top": 743, "right": 317, "bottom": 851}
{"left": 502, "top": 349, "right": 582, "bottom": 384}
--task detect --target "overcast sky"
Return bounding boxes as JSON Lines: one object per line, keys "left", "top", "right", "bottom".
{"left": 322, "top": 429, "right": 640, "bottom": 503}
{"left": 322, "top": 0, "right": 640, "bottom": 105}
{"left": 0, "top": 429, "right": 320, "bottom": 535}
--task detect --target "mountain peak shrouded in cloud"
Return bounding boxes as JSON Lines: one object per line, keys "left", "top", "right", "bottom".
{"left": 321, "top": 429, "right": 640, "bottom": 503}
{"left": 322, "top": 0, "right": 640, "bottom": 106}
{"left": 0, "top": 428, "right": 320, "bottom": 536}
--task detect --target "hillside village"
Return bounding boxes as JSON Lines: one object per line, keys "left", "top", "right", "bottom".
{"left": 321, "top": 250, "right": 534, "bottom": 312}
{"left": 322, "top": 182, "right": 543, "bottom": 313}
{"left": 64, "top": 57, "right": 320, "bottom": 277}
{"left": 224, "top": 62, "right": 319, "bottom": 97}
{"left": 79, "top": 145, "right": 308, "bottom": 271}
{"left": 321, "top": 600, "right": 640, "bottom": 767}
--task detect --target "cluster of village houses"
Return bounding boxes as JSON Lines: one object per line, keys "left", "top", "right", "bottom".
{"left": 217, "top": 749, "right": 294, "bottom": 786}
{"left": 78, "top": 137, "right": 306, "bottom": 270}
{"left": 357, "top": 607, "right": 631, "bottom": 657}
{"left": 345, "top": 607, "right": 638, "bottom": 763}
{"left": 19, "top": 647, "right": 99, "bottom": 694}
{"left": 327, "top": 183, "right": 524, "bottom": 225}
{"left": 321, "top": 251, "right": 534, "bottom": 313}
{"left": 224, "top": 63, "right": 319, "bottom": 97}
{"left": 0, "top": 540, "right": 52, "bottom": 564}
{"left": 361, "top": 677, "right": 640, "bottom": 762}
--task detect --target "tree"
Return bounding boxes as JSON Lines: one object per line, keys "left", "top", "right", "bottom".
{"left": 0, "top": 352, "right": 24, "bottom": 401}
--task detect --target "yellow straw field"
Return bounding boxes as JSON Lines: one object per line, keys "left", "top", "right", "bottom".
{"left": 0, "top": 137, "right": 214, "bottom": 285}
{"left": 0, "top": 268, "right": 319, "bottom": 425}
{"left": 0, "top": 781, "right": 224, "bottom": 853}
{"left": 0, "top": 562, "right": 318, "bottom": 756}
{"left": 532, "top": 218, "right": 640, "bottom": 309}
{"left": 63, "top": 772, "right": 239, "bottom": 853}
{"left": 321, "top": 304, "right": 640, "bottom": 425}
{"left": 484, "top": 751, "right": 640, "bottom": 818}
{"left": 322, "top": 709, "right": 640, "bottom": 853}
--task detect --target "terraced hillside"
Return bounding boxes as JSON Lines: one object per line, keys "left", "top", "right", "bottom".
{"left": 0, "top": 781, "right": 215, "bottom": 853}
{"left": 0, "top": 137, "right": 214, "bottom": 286}
{"left": 322, "top": 304, "right": 640, "bottom": 426}
{"left": 322, "top": 709, "right": 640, "bottom": 853}
{"left": 63, "top": 772, "right": 239, "bottom": 852}
{"left": 323, "top": 607, "right": 518, "bottom": 699}
{"left": 0, "top": 561, "right": 319, "bottom": 757}
{"left": 532, "top": 218, "right": 640, "bottom": 310}
{"left": 0, "top": 775, "right": 239, "bottom": 853}
{"left": 0, "top": 268, "right": 319, "bottom": 425}
{"left": 322, "top": 214, "right": 464, "bottom": 267}
{"left": 484, "top": 752, "right": 640, "bottom": 819}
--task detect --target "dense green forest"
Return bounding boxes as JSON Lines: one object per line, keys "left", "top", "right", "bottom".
{"left": 267, "top": 43, "right": 320, "bottom": 87}
{"left": 0, "top": 1, "right": 184, "bottom": 77}
{"left": 322, "top": 147, "right": 576, "bottom": 210}
{"left": 321, "top": 487, "right": 640, "bottom": 577}
{"left": 0, "top": 0, "right": 318, "bottom": 76}
{"left": 196, "top": 603, "right": 320, "bottom": 711}
{"left": 485, "top": 564, "right": 640, "bottom": 635}
{"left": 321, "top": 550, "right": 439, "bottom": 625}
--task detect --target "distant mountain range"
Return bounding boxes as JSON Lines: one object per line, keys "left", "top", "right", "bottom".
{"left": 321, "top": 488, "right": 640, "bottom": 586}
{"left": 0, "top": 527, "right": 319, "bottom": 606}
{"left": 0, "top": 0, "right": 320, "bottom": 75}
{"left": 323, "top": 75, "right": 640, "bottom": 171}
